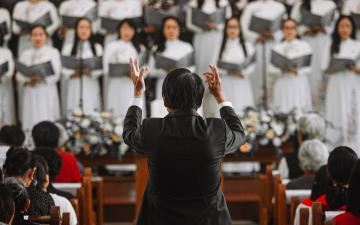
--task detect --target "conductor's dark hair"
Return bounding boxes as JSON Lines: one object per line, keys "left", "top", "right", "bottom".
{"left": 33, "top": 147, "right": 62, "bottom": 181}
{"left": 71, "top": 17, "right": 97, "bottom": 57}
{"left": 310, "top": 165, "right": 332, "bottom": 201}
{"left": 325, "top": 146, "right": 358, "bottom": 210}
{"left": 117, "top": 19, "right": 141, "bottom": 53}
{"left": 162, "top": 68, "right": 205, "bottom": 110}
{"left": 198, "top": 0, "right": 220, "bottom": 8}
{"left": 347, "top": 160, "right": 360, "bottom": 216}
{"left": 156, "top": 16, "right": 186, "bottom": 53}
{"left": 32, "top": 121, "right": 60, "bottom": 148}
{"left": 331, "top": 15, "right": 356, "bottom": 55}
{"left": 0, "top": 125, "right": 25, "bottom": 147}
{"left": 0, "top": 183, "right": 15, "bottom": 223}
{"left": 219, "top": 17, "right": 248, "bottom": 60}
{"left": 3, "top": 147, "right": 36, "bottom": 177}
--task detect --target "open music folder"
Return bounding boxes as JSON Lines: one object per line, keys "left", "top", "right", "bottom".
{"left": 327, "top": 57, "right": 358, "bottom": 72}
{"left": 14, "top": 12, "right": 52, "bottom": 30}
{"left": 271, "top": 50, "right": 312, "bottom": 70}
{"left": 155, "top": 52, "right": 194, "bottom": 71}
{"left": 191, "top": 7, "right": 226, "bottom": 30}
{"left": 218, "top": 54, "right": 256, "bottom": 72}
{"left": 300, "top": 8, "right": 335, "bottom": 27}
{"left": 61, "top": 56, "right": 103, "bottom": 71}
{"left": 61, "top": 7, "right": 97, "bottom": 29}
{"left": 0, "top": 62, "right": 9, "bottom": 78}
{"left": 15, "top": 61, "right": 54, "bottom": 78}
{"left": 351, "top": 12, "right": 360, "bottom": 29}
{"left": 101, "top": 16, "right": 143, "bottom": 33}
{"left": 249, "top": 14, "right": 283, "bottom": 33}
{"left": 108, "top": 63, "right": 131, "bottom": 77}
{"left": 145, "top": 6, "right": 181, "bottom": 27}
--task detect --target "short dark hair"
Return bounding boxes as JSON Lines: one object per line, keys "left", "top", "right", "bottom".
{"left": 3, "top": 147, "right": 36, "bottom": 177}
{"left": 162, "top": 68, "right": 205, "bottom": 110}
{"left": 328, "top": 146, "right": 358, "bottom": 185}
{"left": 0, "top": 183, "right": 15, "bottom": 223}
{"left": 32, "top": 121, "right": 60, "bottom": 148}
{"left": 0, "top": 125, "right": 25, "bottom": 147}
{"left": 347, "top": 160, "right": 360, "bottom": 216}
{"left": 32, "top": 154, "right": 49, "bottom": 190}
{"left": 33, "top": 147, "right": 62, "bottom": 181}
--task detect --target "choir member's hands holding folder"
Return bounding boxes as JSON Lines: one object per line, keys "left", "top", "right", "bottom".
{"left": 218, "top": 54, "right": 256, "bottom": 78}
{"left": 155, "top": 52, "right": 195, "bottom": 72}
{"left": 61, "top": 55, "right": 103, "bottom": 78}
{"left": 325, "top": 57, "right": 360, "bottom": 74}
{"left": 249, "top": 14, "right": 283, "bottom": 43}
{"left": 15, "top": 61, "right": 55, "bottom": 86}
{"left": 270, "top": 50, "right": 312, "bottom": 74}
{"left": 15, "top": 12, "right": 53, "bottom": 34}
{"left": 301, "top": 8, "right": 335, "bottom": 36}
{"left": 191, "top": 7, "right": 226, "bottom": 31}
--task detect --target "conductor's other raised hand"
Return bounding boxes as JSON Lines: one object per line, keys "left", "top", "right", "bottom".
{"left": 129, "top": 57, "right": 149, "bottom": 97}
{"left": 203, "top": 64, "right": 225, "bottom": 104}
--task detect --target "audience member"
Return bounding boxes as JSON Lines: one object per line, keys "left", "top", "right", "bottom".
{"left": 0, "top": 183, "right": 15, "bottom": 225}
{"left": 0, "top": 125, "right": 25, "bottom": 167}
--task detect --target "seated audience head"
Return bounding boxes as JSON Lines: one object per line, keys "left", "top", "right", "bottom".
{"left": 157, "top": 16, "right": 182, "bottom": 52}
{"left": 326, "top": 146, "right": 358, "bottom": 210}
{"left": 297, "top": 113, "right": 326, "bottom": 141}
{"left": 298, "top": 139, "right": 329, "bottom": 175}
{"left": 32, "top": 121, "right": 60, "bottom": 148}
{"left": 30, "top": 25, "right": 48, "bottom": 49}
{"left": 347, "top": 160, "right": 360, "bottom": 216}
{"left": 3, "top": 147, "right": 36, "bottom": 188}
{"left": 0, "top": 125, "right": 25, "bottom": 147}
{"left": 3, "top": 177, "right": 31, "bottom": 217}
{"left": 33, "top": 147, "right": 62, "bottom": 182}
{"left": 310, "top": 165, "right": 331, "bottom": 201}
{"left": 31, "top": 154, "right": 50, "bottom": 191}
{"left": 162, "top": 68, "right": 205, "bottom": 110}
{"left": 0, "top": 183, "right": 15, "bottom": 224}
{"left": 117, "top": 19, "right": 141, "bottom": 52}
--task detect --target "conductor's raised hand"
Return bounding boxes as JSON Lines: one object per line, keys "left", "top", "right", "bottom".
{"left": 203, "top": 64, "right": 225, "bottom": 104}
{"left": 129, "top": 57, "right": 149, "bottom": 97}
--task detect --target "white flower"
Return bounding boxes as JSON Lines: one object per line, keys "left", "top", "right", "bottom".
{"left": 88, "top": 135, "right": 100, "bottom": 144}
{"left": 103, "top": 122, "right": 112, "bottom": 131}
{"left": 272, "top": 137, "right": 282, "bottom": 147}
{"left": 272, "top": 123, "right": 284, "bottom": 136}
{"left": 114, "top": 125, "right": 123, "bottom": 136}
{"left": 259, "top": 138, "right": 269, "bottom": 145}
{"left": 80, "top": 119, "right": 91, "bottom": 128}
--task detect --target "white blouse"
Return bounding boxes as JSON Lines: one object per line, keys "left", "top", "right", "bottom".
{"left": 12, "top": 0, "right": 60, "bottom": 36}
{"left": 0, "top": 8, "right": 11, "bottom": 44}
{"left": 0, "top": 47, "right": 14, "bottom": 83}
{"left": 59, "top": 0, "right": 97, "bottom": 27}
{"left": 240, "top": 0, "right": 286, "bottom": 43}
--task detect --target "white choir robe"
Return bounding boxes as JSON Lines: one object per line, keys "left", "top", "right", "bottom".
{"left": 343, "top": 0, "right": 360, "bottom": 40}
{"left": 62, "top": 42, "right": 103, "bottom": 116}
{"left": 186, "top": 0, "right": 231, "bottom": 74}
{"left": 218, "top": 38, "right": 255, "bottom": 114}
{"left": 98, "top": 0, "right": 143, "bottom": 46}
{"left": 59, "top": 0, "right": 98, "bottom": 52}
{"left": 240, "top": 0, "right": 286, "bottom": 106}
{"left": 103, "top": 40, "right": 146, "bottom": 118}
{"left": 149, "top": 39, "right": 194, "bottom": 117}
{"left": 270, "top": 39, "right": 313, "bottom": 114}
{"left": 0, "top": 8, "right": 12, "bottom": 46}
{"left": 291, "top": 0, "right": 337, "bottom": 110}
{"left": 0, "top": 47, "right": 15, "bottom": 125}
{"left": 323, "top": 38, "right": 360, "bottom": 153}
{"left": 17, "top": 45, "right": 61, "bottom": 132}
{"left": 12, "top": 0, "right": 60, "bottom": 57}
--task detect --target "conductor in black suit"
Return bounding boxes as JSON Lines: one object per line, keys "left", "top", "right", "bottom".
{"left": 123, "top": 58, "right": 246, "bottom": 225}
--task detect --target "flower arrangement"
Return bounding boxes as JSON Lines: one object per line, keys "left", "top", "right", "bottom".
{"left": 59, "top": 109, "right": 128, "bottom": 159}
{"left": 238, "top": 107, "right": 297, "bottom": 151}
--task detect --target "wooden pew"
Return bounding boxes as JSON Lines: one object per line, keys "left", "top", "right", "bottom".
{"left": 61, "top": 212, "right": 70, "bottom": 225}
{"left": 299, "top": 207, "right": 310, "bottom": 225}
{"left": 28, "top": 206, "right": 61, "bottom": 225}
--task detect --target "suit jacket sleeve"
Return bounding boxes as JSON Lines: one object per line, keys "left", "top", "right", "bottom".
{"left": 123, "top": 105, "right": 146, "bottom": 153}
{"left": 220, "top": 106, "right": 246, "bottom": 155}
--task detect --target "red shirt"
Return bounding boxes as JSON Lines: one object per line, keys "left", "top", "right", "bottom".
{"left": 334, "top": 212, "right": 360, "bottom": 225}
{"left": 315, "top": 195, "right": 347, "bottom": 211}
{"left": 54, "top": 150, "right": 81, "bottom": 182}
{"left": 302, "top": 198, "right": 313, "bottom": 207}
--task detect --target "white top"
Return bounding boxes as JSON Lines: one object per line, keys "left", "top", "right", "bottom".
{"left": 12, "top": 0, "right": 60, "bottom": 36}
{"left": 270, "top": 38, "right": 313, "bottom": 75}
{"left": 240, "top": 0, "right": 286, "bottom": 42}
{"left": 0, "top": 8, "right": 11, "bottom": 44}
{"left": 0, "top": 47, "right": 14, "bottom": 83}
{"left": 220, "top": 38, "right": 256, "bottom": 78}
{"left": 343, "top": 0, "right": 360, "bottom": 16}
{"left": 62, "top": 41, "right": 104, "bottom": 79}
{"left": 59, "top": 0, "right": 97, "bottom": 17}
{"left": 0, "top": 145, "right": 9, "bottom": 168}
{"left": 50, "top": 193, "right": 78, "bottom": 225}
{"left": 186, "top": 0, "right": 231, "bottom": 33}
{"left": 17, "top": 45, "right": 62, "bottom": 85}
{"left": 291, "top": 0, "right": 337, "bottom": 35}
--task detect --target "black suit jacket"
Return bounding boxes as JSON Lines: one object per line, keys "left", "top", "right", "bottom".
{"left": 123, "top": 105, "right": 246, "bottom": 225}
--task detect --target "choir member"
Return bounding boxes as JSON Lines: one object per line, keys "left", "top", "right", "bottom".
{"left": 0, "top": 6, "right": 11, "bottom": 47}
{"left": 16, "top": 25, "right": 61, "bottom": 132}
{"left": 217, "top": 16, "right": 255, "bottom": 114}
{"left": 240, "top": 0, "right": 286, "bottom": 106}
{"left": 323, "top": 15, "right": 360, "bottom": 149}
{"left": 342, "top": 0, "right": 360, "bottom": 39}
{"left": 62, "top": 18, "right": 103, "bottom": 115}
{"left": 58, "top": 0, "right": 97, "bottom": 51}
{"left": 103, "top": 19, "right": 146, "bottom": 118}
{"left": 0, "top": 37, "right": 15, "bottom": 125}
{"left": 291, "top": 0, "right": 337, "bottom": 109}
{"left": 270, "top": 19, "right": 313, "bottom": 114}
{"left": 333, "top": 160, "right": 360, "bottom": 225}
{"left": 150, "top": 16, "right": 194, "bottom": 116}
{"left": 98, "top": 0, "right": 143, "bottom": 46}
{"left": 12, "top": 0, "right": 60, "bottom": 56}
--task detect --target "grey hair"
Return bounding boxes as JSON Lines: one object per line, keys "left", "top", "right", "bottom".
{"left": 298, "top": 113, "right": 326, "bottom": 140}
{"left": 298, "top": 139, "right": 329, "bottom": 173}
